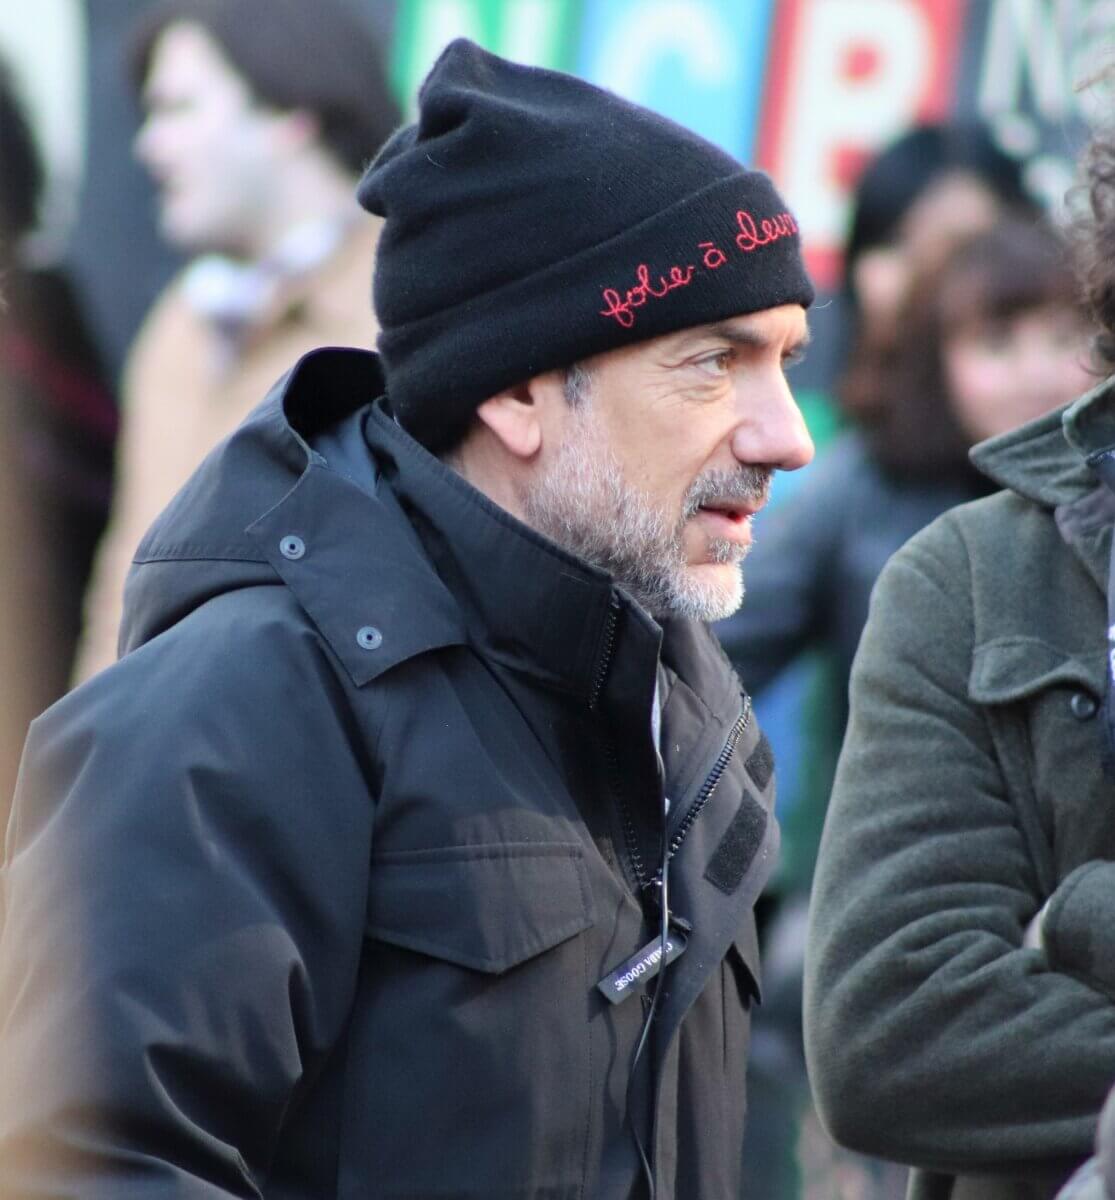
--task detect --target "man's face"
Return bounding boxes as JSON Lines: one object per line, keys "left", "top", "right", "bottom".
{"left": 521, "top": 304, "right": 813, "bottom": 622}
{"left": 134, "top": 22, "right": 284, "bottom": 257}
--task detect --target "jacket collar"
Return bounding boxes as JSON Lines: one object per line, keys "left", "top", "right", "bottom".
{"left": 1064, "top": 372, "right": 1115, "bottom": 464}
{"left": 969, "top": 374, "right": 1115, "bottom": 508}
{"left": 244, "top": 345, "right": 644, "bottom": 700}
{"left": 363, "top": 394, "right": 744, "bottom": 717}
{"left": 127, "top": 348, "right": 468, "bottom": 686}
{"left": 362, "top": 399, "right": 632, "bottom": 703}
{"left": 967, "top": 374, "right": 1115, "bottom": 592}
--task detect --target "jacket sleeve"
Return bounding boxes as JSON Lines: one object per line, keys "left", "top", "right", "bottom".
{"left": 1044, "top": 859, "right": 1115, "bottom": 998}
{"left": 0, "top": 590, "right": 376, "bottom": 1197}
{"left": 804, "top": 513, "right": 1115, "bottom": 1179}
{"left": 714, "top": 441, "right": 845, "bottom": 694}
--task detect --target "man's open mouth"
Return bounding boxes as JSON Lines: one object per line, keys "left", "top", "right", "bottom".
{"left": 697, "top": 501, "right": 751, "bottom": 523}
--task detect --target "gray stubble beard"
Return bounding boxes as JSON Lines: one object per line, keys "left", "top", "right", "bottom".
{"left": 521, "top": 393, "right": 770, "bottom": 622}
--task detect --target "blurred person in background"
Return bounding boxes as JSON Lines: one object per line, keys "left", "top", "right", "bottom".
{"left": 0, "top": 59, "right": 117, "bottom": 822}
{"left": 756, "top": 212, "right": 1094, "bottom": 727}
{"left": 749, "top": 216, "right": 1095, "bottom": 1200}
{"left": 841, "top": 123, "right": 1032, "bottom": 360}
{"left": 720, "top": 122, "right": 1035, "bottom": 808}
{"left": 721, "top": 121, "right": 1040, "bottom": 1200}
{"left": 804, "top": 110, "right": 1115, "bottom": 1200}
{"left": 72, "top": 0, "right": 399, "bottom": 682}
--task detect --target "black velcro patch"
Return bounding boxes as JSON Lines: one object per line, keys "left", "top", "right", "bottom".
{"left": 705, "top": 791, "right": 768, "bottom": 895}
{"left": 744, "top": 733, "right": 774, "bottom": 791}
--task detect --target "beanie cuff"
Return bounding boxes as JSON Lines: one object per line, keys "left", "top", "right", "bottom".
{"left": 379, "top": 171, "right": 813, "bottom": 452}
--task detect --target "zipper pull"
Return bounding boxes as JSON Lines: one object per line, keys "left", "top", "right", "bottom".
{"left": 641, "top": 879, "right": 694, "bottom": 935}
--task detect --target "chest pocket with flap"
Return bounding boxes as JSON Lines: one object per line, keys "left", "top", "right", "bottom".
{"left": 969, "top": 637, "right": 1109, "bottom": 887}
{"left": 343, "top": 841, "right": 598, "bottom": 1195}
{"left": 365, "top": 841, "right": 596, "bottom": 972}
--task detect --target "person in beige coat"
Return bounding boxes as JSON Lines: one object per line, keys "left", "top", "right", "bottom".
{"left": 74, "top": 0, "right": 398, "bottom": 681}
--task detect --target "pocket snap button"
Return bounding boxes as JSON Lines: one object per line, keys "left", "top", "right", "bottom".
{"left": 1070, "top": 691, "right": 1098, "bottom": 720}
{"left": 357, "top": 625, "right": 383, "bottom": 651}
{"left": 279, "top": 535, "right": 306, "bottom": 560}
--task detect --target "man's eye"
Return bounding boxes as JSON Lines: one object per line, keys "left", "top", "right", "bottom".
{"left": 696, "top": 351, "right": 732, "bottom": 375}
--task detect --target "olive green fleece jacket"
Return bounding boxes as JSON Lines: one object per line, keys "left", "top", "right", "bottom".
{"left": 805, "top": 376, "right": 1115, "bottom": 1200}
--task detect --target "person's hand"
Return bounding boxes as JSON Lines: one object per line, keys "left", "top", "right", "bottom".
{"left": 1055, "top": 1156, "right": 1107, "bottom": 1200}
{"left": 1023, "top": 898, "right": 1052, "bottom": 950}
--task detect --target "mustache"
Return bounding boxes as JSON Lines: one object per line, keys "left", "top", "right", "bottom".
{"left": 681, "top": 466, "right": 772, "bottom": 519}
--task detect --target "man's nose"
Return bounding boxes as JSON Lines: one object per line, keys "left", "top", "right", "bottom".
{"left": 730, "top": 377, "right": 815, "bottom": 472}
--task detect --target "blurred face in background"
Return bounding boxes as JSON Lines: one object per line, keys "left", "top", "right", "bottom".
{"left": 134, "top": 22, "right": 287, "bottom": 259}
{"left": 942, "top": 304, "right": 1096, "bottom": 442}
{"left": 852, "top": 171, "right": 1004, "bottom": 340}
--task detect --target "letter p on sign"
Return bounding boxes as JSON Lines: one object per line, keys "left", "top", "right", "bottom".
{"left": 757, "top": 0, "right": 965, "bottom": 289}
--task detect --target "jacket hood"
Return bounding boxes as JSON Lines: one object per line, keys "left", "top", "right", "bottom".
{"left": 119, "top": 348, "right": 469, "bottom": 686}
{"left": 968, "top": 374, "right": 1115, "bottom": 508}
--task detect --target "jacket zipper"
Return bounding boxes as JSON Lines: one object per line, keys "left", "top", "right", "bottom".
{"left": 660, "top": 694, "right": 752, "bottom": 873}
{"left": 589, "top": 595, "right": 654, "bottom": 891}
{"left": 589, "top": 594, "right": 752, "bottom": 894}
{"left": 588, "top": 594, "right": 621, "bottom": 712}
{"left": 632, "top": 696, "right": 751, "bottom": 893}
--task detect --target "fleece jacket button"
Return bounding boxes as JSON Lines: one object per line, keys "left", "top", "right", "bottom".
{"left": 279, "top": 535, "right": 305, "bottom": 560}
{"left": 357, "top": 626, "right": 383, "bottom": 651}
{"left": 1070, "top": 691, "right": 1098, "bottom": 720}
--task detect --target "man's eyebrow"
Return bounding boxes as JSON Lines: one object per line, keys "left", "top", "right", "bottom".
{"left": 690, "top": 321, "right": 812, "bottom": 354}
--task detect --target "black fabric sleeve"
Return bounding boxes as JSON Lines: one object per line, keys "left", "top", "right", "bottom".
{"left": 1044, "top": 861, "right": 1115, "bottom": 1000}
{"left": 0, "top": 588, "right": 376, "bottom": 1197}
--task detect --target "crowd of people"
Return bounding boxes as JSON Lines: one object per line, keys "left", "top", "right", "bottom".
{"left": 2, "top": 3, "right": 1115, "bottom": 1198}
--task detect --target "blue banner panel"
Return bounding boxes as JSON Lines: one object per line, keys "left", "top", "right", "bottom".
{"left": 575, "top": 0, "right": 776, "bottom": 162}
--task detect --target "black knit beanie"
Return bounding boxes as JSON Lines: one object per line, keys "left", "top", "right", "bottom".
{"left": 358, "top": 39, "right": 814, "bottom": 453}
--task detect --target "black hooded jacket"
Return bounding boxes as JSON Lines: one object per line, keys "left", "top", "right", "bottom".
{"left": 0, "top": 349, "right": 778, "bottom": 1199}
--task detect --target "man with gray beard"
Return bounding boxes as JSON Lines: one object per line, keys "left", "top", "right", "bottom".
{"left": 0, "top": 40, "right": 813, "bottom": 1200}
{"left": 517, "top": 363, "right": 775, "bottom": 622}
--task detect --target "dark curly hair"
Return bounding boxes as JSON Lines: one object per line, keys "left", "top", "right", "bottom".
{"left": 843, "top": 121, "right": 1032, "bottom": 311}
{"left": 1071, "top": 130, "right": 1115, "bottom": 373}
{"left": 854, "top": 218, "right": 1088, "bottom": 479}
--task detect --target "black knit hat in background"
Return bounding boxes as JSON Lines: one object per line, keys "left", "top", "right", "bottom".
{"left": 358, "top": 39, "right": 814, "bottom": 453}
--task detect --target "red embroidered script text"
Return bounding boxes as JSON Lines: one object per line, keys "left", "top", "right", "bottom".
{"left": 599, "top": 209, "right": 799, "bottom": 328}
{"left": 734, "top": 209, "right": 798, "bottom": 253}
{"left": 599, "top": 263, "right": 697, "bottom": 329}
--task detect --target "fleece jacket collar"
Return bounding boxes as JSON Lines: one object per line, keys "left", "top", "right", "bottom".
{"left": 966, "top": 374, "right": 1115, "bottom": 593}
{"left": 969, "top": 374, "right": 1115, "bottom": 509}
{"left": 361, "top": 398, "right": 651, "bottom": 703}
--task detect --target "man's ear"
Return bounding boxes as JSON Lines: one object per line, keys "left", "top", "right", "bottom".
{"left": 475, "top": 380, "right": 543, "bottom": 460}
